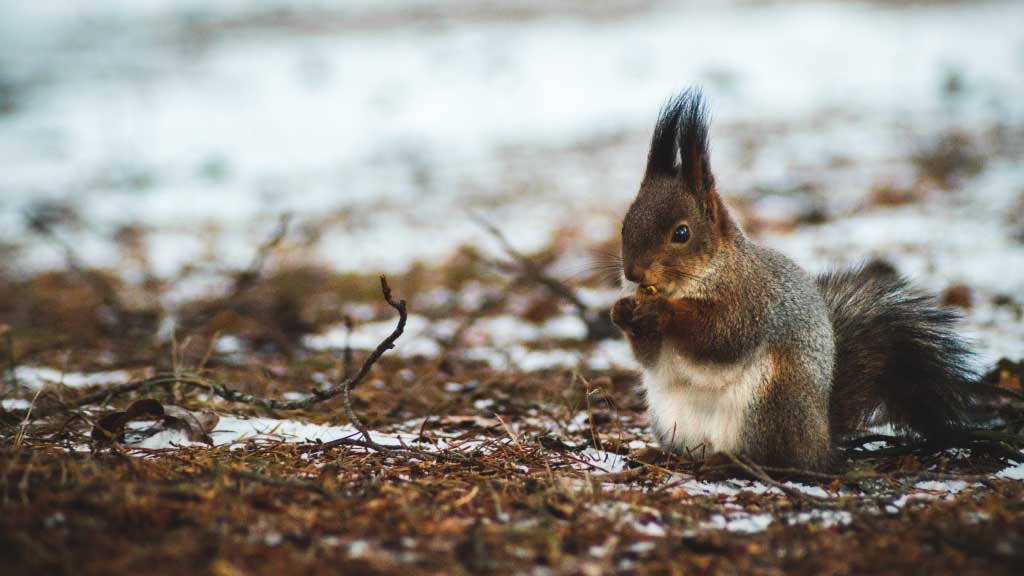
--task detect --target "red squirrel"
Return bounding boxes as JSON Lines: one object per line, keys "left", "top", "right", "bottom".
{"left": 611, "top": 88, "right": 977, "bottom": 471}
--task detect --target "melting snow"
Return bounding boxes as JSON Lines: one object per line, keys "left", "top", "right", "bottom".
{"left": 12, "top": 367, "right": 138, "bottom": 390}
{"left": 997, "top": 462, "right": 1024, "bottom": 481}
{"left": 2, "top": 398, "right": 33, "bottom": 410}
{"left": 696, "top": 513, "right": 774, "bottom": 534}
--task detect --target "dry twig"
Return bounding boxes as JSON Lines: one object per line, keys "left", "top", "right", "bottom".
{"left": 724, "top": 452, "right": 821, "bottom": 501}
{"left": 473, "top": 215, "right": 618, "bottom": 341}
{"left": 51, "top": 276, "right": 406, "bottom": 414}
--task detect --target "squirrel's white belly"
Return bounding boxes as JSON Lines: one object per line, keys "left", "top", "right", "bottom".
{"left": 643, "top": 345, "right": 770, "bottom": 454}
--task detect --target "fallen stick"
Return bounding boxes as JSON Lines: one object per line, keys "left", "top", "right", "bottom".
{"left": 52, "top": 276, "right": 406, "bottom": 413}
{"left": 473, "top": 215, "right": 618, "bottom": 341}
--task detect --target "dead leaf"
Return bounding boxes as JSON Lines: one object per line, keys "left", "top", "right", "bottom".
{"left": 92, "top": 398, "right": 218, "bottom": 446}
{"left": 92, "top": 398, "right": 164, "bottom": 443}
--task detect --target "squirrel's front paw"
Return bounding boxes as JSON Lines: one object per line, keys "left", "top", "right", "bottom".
{"left": 610, "top": 297, "right": 638, "bottom": 332}
{"left": 632, "top": 297, "right": 668, "bottom": 336}
{"left": 612, "top": 296, "right": 667, "bottom": 335}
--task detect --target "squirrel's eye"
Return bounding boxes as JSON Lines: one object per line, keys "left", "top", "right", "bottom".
{"left": 672, "top": 224, "right": 691, "bottom": 244}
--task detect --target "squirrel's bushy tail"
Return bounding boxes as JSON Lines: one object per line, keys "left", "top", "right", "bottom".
{"left": 816, "top": 261, "right": 978, "bottom": 442}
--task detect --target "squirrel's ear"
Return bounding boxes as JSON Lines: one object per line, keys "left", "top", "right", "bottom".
{"left": 676, "top": 89, "right": 714, "bottom": 197}
{"left": 645, "top": 88, "right": 715, "bottom": 196}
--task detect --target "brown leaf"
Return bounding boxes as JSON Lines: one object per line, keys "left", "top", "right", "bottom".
{"left": 91, "top": 398, "right": 165, "bottom": 443}
{"left": 91, "top": 399, "right": 219, "bottom": 446}
{"left": 92, "top": 412, "right": 129, "bottom": 443}
{"left": 125, "top": 398, "right": 165, "bottom": 419}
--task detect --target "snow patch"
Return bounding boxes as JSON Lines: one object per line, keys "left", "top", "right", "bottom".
{"left": 13, "top": 367, "right": 138, "bottom": 390}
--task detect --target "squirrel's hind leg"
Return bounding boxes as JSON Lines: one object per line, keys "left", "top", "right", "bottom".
{"left": 742, "top": 354, "right": 832, "bottom": 472}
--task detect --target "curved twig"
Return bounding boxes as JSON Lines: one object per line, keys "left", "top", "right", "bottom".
{"left": 50, "top": 276, "right": 407, "bottom": 414}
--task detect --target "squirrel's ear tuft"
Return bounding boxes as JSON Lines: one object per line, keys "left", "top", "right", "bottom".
{"left": 645, "top": 87, "right": 714, "bottom": 194}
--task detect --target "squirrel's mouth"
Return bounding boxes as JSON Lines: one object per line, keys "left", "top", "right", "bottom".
{"left": 638, "top": 284, "right": 659, "bottom": 297}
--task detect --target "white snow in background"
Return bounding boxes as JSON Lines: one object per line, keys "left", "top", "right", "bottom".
{"left": 696, "top": 513, "right": 774, "bottom": 534}
{"left": 787, "top": 510, "right": 853, "bottom": 529}
{"left": 761, "top": 163, "right": 1024, "bottom": 366}
{"left": 914, "top": 480, "right": 970, "bottom": 495}
{"left": 675, "top": 476, "right": 834, "bottom": 500}
{"left": 305, "top": 313, "right": 596, "bottom": 368}
{"left": 2, "top": 398, "right": 33, "bottom": 410}
{"left": 128, "top": 413, "right": 449, "bottom": 452}
{"left": 474, "top": 315, "right": 589, "bottom": 344}
{"left": 11, "top": 367, "right": 139, "bottom": 390}
{"left": 2, "top": 0, "right": 1023, "bottom": 277}
{"left": 997, "top": 461, "right": 1024, "bottom": 481}
{"left": 587, "top": 339, "right": 639, "bottom": 371}
{"left": 571, "top": 448, "right": 630, "bottom": 475}
{"left": 303, "top": 310, "right": 628, "bottom": 372}
{"left": 464, "top": 345, "right": 579, "bottom": 372}
{"left": 131, "top": 427, "right": 206, "bottom": 450}
{"left": 208, "top": 415, "right": 412, "bottom": 447}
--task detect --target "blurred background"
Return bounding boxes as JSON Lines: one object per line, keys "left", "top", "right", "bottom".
{"left": 0, "top": 0, "right": 1022, "bottom": 368}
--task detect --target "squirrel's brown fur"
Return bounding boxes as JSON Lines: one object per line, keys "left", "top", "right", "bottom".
{"left": 611, "top": 88, "right": 977, "bottom": 471}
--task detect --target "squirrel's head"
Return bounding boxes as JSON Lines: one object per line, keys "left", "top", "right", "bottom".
{"left": 620, "top": 88, "right": 737, "bottom": 299}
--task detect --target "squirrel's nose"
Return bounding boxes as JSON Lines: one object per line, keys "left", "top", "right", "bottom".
{"left": 624, "top": 264, "right": 646, "bottom": 285}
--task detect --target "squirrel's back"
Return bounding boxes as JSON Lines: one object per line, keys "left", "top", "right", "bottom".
{"left": 749, "top": 243, "right": 834, "bottom": 376}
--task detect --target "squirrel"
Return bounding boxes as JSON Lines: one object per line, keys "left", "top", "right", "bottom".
{"left": 610, "top": 88, "right": 978, "bottom": 471}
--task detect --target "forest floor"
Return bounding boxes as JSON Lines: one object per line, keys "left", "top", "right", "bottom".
{"left": 1, "top": 221, "right": 1022, "bottom": 575}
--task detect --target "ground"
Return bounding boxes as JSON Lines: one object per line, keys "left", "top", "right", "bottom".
{"left": 1, "top": 1, "right": 1023, "bottom": 574}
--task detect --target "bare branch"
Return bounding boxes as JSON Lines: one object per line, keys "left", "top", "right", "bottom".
{"left": 724, "top": 452, "right": 821, "bottom": 501}
{"left": 472, "top": 214, "right": 618, "bottom": 341}
{"left": 474, "top": 215, "right": 589, "bottom": 314}
{"left": 230, "top": 213, "right": 292, "bottom": 297}
{"left": 52, "top": 276, "right": 406, "bottom": 414}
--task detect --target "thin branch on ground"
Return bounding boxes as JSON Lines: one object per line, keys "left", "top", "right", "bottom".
{"left": 341, "top": 375, "right": 376, "bottom": 447}
{"left": 226, "top": 467, "right": 335, "bottom": 499}
{"left": 472, "top": 214, "right": 618, "bottom": 341}
{"left": 341, "top": 315, "right": 354, "bottom": 380}
{"left": 436, "top": 290, "right": 510, "bottom": 356}
{"left": 474, "top": 215, "right": 590, "bottom": 315}
{"left": 724, "top": 452, "right": 820, "bottom": 501}
{"left": 2, "top": 327, "right": 17, "bottom": 392}
{"left": 47, "top": 276, "right": 406, "bottom": 414}
{"left": 229, "top": 213, "right": 292, "bottom": 299}
{"left": 26, "top": 213, "right": 128, "bottom": 322}
{"left": 844, "top": 428, "right": 1024, "bottom": 463}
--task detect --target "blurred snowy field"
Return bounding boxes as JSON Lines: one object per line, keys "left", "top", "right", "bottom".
{"left": 0, "top": 0, "right": 1022, "bottom": 362}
